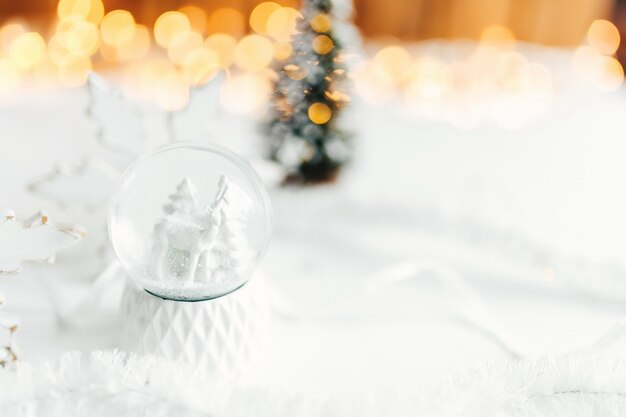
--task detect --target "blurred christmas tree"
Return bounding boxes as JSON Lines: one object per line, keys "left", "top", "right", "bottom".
{"left": 266, "top": 0, "right": 352, "bottom": 185}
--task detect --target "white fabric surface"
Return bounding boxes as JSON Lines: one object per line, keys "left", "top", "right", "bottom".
{"left": 2, "top": 44, "right": 626, "bottom": 398}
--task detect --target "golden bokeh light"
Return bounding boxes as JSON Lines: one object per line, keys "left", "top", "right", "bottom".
{"left": 266, "top": 7, "right": 301, "bottom": 41}
{"left": 0, "top": 23, "right": 27, "bottom": 55}
{"left": 234, "top": 34, "right": 273, "bottom": 71}
{"left": 178, "top": 5, "right": 207, "bottom": 34}
{"left": 181, "top": 47, "right": 220, "bottom": 86}
{"left": 129, "top": 24, "right": 151, "bottom": 59}
{"left": 273, "top": 41, "right": 293, "bottom": 61}
{"left": 154, "top": 11, "right": 191, "bottom": 49}
{"left": 587, "top": 19, "right": 620, "bottom": 56}
{"left": 480, "top": 25, "right": 516, "bottom": 47}
{"left": 284, "top": 64, "right": 307, "bottom": 80}
{"left": 10, "top": 32, "right": 46, "bottom": 70}
{"left": 572, "top": 45, "right": 601, "bottom": 82}
{"left": 47, "top": 35, "right": 68, "bottom": 66}
{"left": 57, "top": 0, "right": 89, "bottom": 19}
{"left": 57, "top": 0, "right": 104, "bottom": 25}
{"left": 572, "top": 44, "right": 621, "bottom": 90}
{"left": 220, "top": 72, "right": 271, "bottom": 115}
{"left": 373, "top": 46, "right": 413, "bottom": 85}
{"left": 310, "top": 14, "right": 332, "bottom": 33}
{"left": 205, "top": 33, "right": 237, "bottom": 68}
{"left": 250, "top": 2, "right": 282, "bottom": 36}
{"left": 100, "top": 10, "right": 136, "bottom": 47}
{"left": 167, "top": 31, "right": 203, "bottom": 64}
{"left": 56, "top": 17, "right": 100, "bottom": 57}
{"left": 308, "top": 102, "right": 332, "bottom": 124}
{"left": 312, "top": 34, "right": 334, "bottom": 55}
{"left": 0, "top": 59, "right": 19, "bottom": 93}
{"left": 116, "top": 24, "right": 151, "bottom": 60}
{"left": 596, "top": 55, "right": 624, "bottom": 91}
{"left": 207, "top": 8, "right": 245, "bottom": 37}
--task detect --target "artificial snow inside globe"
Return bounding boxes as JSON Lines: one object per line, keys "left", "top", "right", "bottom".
{"left": 109, "top": 143, "right": 272, "bottom": 301}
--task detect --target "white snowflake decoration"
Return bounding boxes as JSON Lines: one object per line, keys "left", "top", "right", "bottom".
{"left": 27, "top": 159, "right": 118, "bottom": 209}
{"left": 0, "top": 210, "right": 85, "bottom": 274}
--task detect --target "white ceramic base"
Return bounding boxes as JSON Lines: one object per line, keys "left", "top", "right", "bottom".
{"left": 119, "top": 277, "right": 269, "bottom": 377}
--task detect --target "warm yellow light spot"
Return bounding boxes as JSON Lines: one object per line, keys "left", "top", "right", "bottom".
{"left": 480, "top": 25, "right": 516, "bottom": 46}
{"left": 156, "top": 71, "right": 190, "bottom": 111}
{"left": 267, "top": 7, "right": 302, "bottom": 41}
{"left": 572, "top": 45, "right": 601, "bottom": 82}
{"left": 250, "top": 2, "right": 282, "bottom": 36}
{"left": 178, "top": 5, "right": 207, "bottom": 34}
{"left": 373, "top": 46, "right": 413, "bottom": 85}
{"left": 129, "top": 24, "right": 151, "bottom": 59}
{"left": 57, "top": 54, "right": 91, "bottom": 87}
{"left": 56, "top": 17, "right": 99, "bottom": 56}
{"left": 312, "top": 34, "right": 334, "bottom": 55}
{"left": 0, "top": 23, "right": 26, "bottom": 54}
{"left": 85, "top": 0, "right": 104, "bottom": 24}
{"left": 308, "top": 102, "right": 332, "bottom": 124}
{"left": 0, "top": 59, "right": 19, "bottom": 93}
{"left": 10, "top": 32, "right": 46, "bottom": 70}
{"left": 101, "top": 10, "right": 136, "bottom": 47}
{"left": 182, "top": 47, "right": 220, "bottom": 86}
{"left": 205, "top": 33, "right": 237, "bottom": 68}
{"left": 57, "top": 0, "right": 104, "bottom": 25}
{"left": 234, "top": 35, "right": 273, "bottom": 71}
{"left": 47, "top": 35, "right": 67, "bottom": 65}
{"left": 207, "top": 8, "right": 245, "bottom": 37}
{"left": 571, "top": 45, "right": 623, "bottom": 91}
{"left": 220, "top": 72, "right": 271, "bottom": 115}
{"left": 154, "top": 11, "right": 191, "bottom": 49}
{"left": 167, "top": 31, "right": 203, "bottom": 65}
{"left": 325, "top": 89, "right": 348, "bottom": 102}
{"left": 113, "top": 24, "right": 151, "bottom": 61}
{"left": 284, "top": 64, "right": 307, "bottom": 80}
{"left": 273, "top": 41, "right": 293, "bottom": 61}
{"left": 310, "top": 14, "right": 332, "bottom": 33}
{"left": 587, "top": 19, "right": 620, "bottom": 56}
{"left": 597, "top": 55, "right": 624, "bottom": 91}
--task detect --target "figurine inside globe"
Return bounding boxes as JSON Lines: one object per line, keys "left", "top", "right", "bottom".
{"left": 109, "top": 143, "right": 272, "bottom": 301}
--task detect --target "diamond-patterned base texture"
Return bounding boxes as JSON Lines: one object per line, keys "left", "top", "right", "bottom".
{"left": 120, "top": 278, "right": 270, "bottom": 377}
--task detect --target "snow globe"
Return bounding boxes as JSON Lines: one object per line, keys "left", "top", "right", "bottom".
{"left": 109, "top": 142, "right": 271, "bottom": 301}
{"left": 111, "top": 142, "right": 272, "bottom": 375}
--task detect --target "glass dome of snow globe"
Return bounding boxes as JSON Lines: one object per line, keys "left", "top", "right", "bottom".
{"left": 109, "top": 142, "right": 272, "bottom": 301}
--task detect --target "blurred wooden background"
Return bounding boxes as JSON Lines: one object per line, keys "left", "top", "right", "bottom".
{"left": 0, "top": 0, "right": 616, "bottom": 45}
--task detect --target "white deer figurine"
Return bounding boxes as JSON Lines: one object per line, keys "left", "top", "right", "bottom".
{"left": 153, "top": 176, "right": 230, "bottom": 284}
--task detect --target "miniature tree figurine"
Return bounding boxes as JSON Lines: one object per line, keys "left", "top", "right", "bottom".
{"left": 163, "top": 178, "right": 198, "bottom": 218}
{"left": 151, "top": 176, "right": 254, "bottom": 286}
{"left": 210, "top": 183, "right": 255, "bottom": 282}
{"left": 266, "top": 0, "right": 352, "bottom": 184}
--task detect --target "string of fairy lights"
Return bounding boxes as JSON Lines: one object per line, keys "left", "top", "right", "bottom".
{"left": 0, "top": 0, "right": 623, "bottom": 129}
